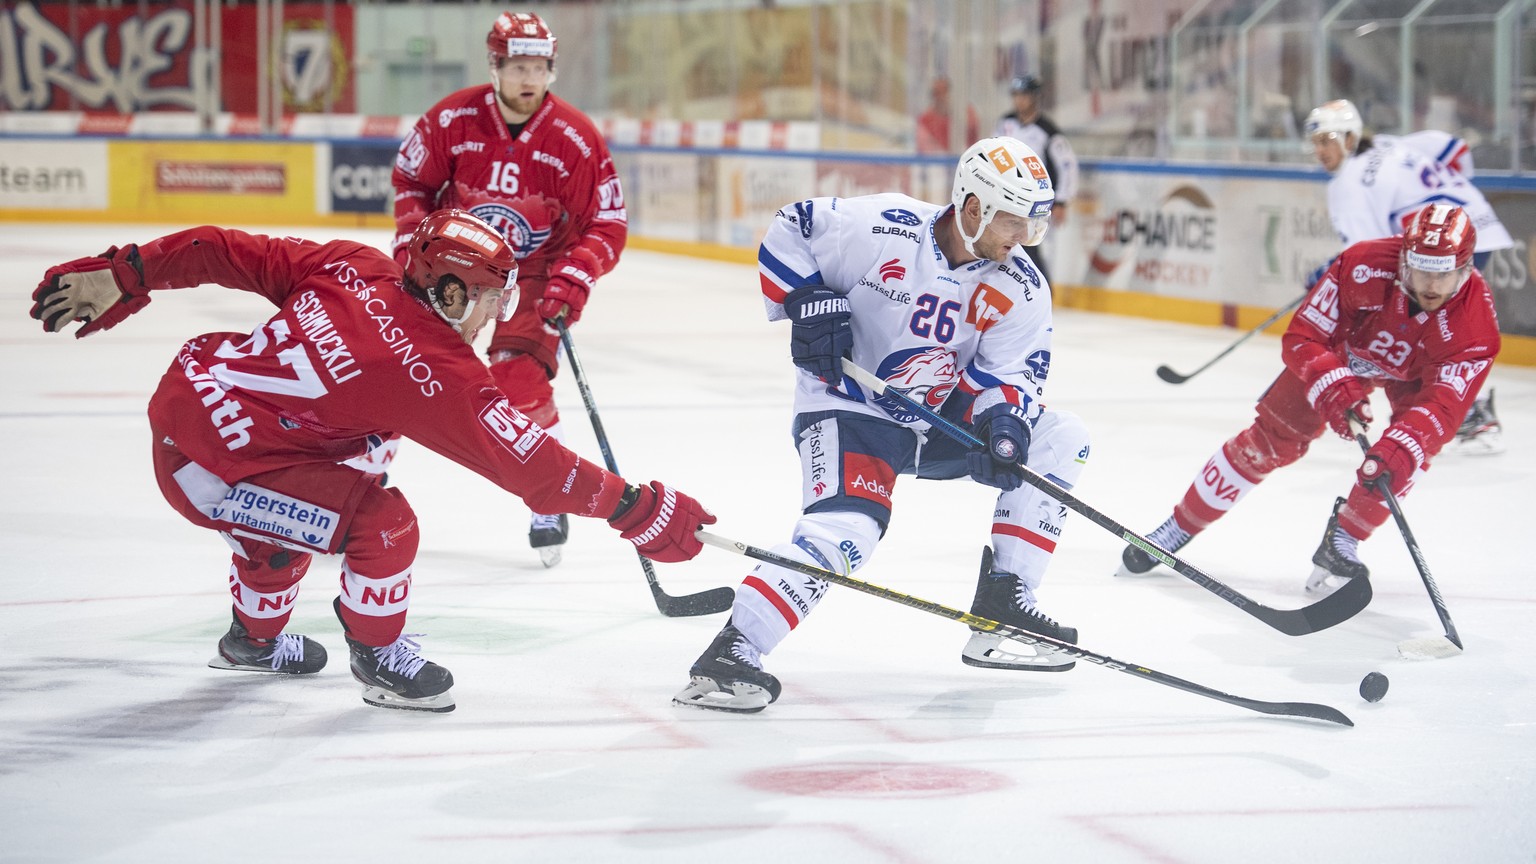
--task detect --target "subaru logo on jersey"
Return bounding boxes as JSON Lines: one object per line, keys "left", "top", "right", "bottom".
{"left": 872, "top": 347, "right": 958, "bottom": 423}
{"left": 794, "top": 200, "right": 815, "bottom": 239}
{"left": 470, "top": 203, "right": 551, "bottom": 260}
{"left": 1025, "top": 349, "right": 1051, "bottom": 380}
{"left": 1010, "top": 256, "right": 1041, "bottom": 289}
{"left": 880, "top": 208, "right": 921, "bottom": 226}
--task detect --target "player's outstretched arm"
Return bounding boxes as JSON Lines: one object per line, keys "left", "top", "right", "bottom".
{"left": 29, "top": 245, "right": 151, "bottom": 338}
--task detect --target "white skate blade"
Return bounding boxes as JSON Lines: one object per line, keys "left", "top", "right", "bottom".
{"left": 1304, "top": 566, "right": 1351, "bottom": 597}
{"left": 1397, "top": 636, "right": 1463, "bottom": 660}
{"left": 537, "top": 545, "right": 564, "bottom": 568}
{"left": 207, "top": 656, "right": 316, "bottom": 674}
{"left": 960, "top": 632, "right": 1075, "bottom": 672}
{"left": 1444, "top": 430, "right": 1505, "bottom": 456}
{"left": 672, "top": 676, "right": 772, "bottom": 713}
{"left": 359, "top": 685, "right": 456, "bottom": 713}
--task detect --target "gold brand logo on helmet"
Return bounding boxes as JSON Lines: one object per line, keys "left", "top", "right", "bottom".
{"left": 1023, "top": 155, "right": 1048, "bottom": 181}
{"left": 986, "top": 146, "right": 1017, "bottom": 173}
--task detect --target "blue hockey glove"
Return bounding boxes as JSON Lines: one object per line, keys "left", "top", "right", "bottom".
{"left": 782, "top": 284, "right": 852, "bottom": 383}
{"left": 966, "top": 402, "right": 1032, "bottom": 491}
{"left": 1304, "top": 255, "right": 1339, "bottom": 291}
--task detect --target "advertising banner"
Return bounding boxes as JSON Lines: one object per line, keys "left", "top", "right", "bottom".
{"left": 714, "top": 156, "right": 817, "bottom": 248}
{"left": 0, "top": 0, "right": 354, "bottom": 114}
{"left": 109, "top": 140, "right": 317, "bottom": 222}
{"left": 327, "top": 142, "right": 395, "bottom": 215}
{"left": 0, "top": 140, "right": 108, "bottom": 210}
{"left": 1075, "top": 167, "right": 1335, "bottom": 307}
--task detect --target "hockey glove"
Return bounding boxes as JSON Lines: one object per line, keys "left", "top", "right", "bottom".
{"left": 1358, "top": 423, "right": 1426, "bottom": 497}
{"left": 608, "top": 480, "right": 716, "bottom": 563}
{"left": 966, "top": 402, "right": 1032, "bottom": 492}
{"left": 1308, "top": 368, "right": 1373, "bottom": 440}
{"left": 537, "top": 264, "right": 594, "bottom": 326}
{"left": 1304, "top": 255, "right": 1338, "bottom": 291}
{"left": 782, "top": 284, "right": 852, "bottom": 383}
{"left": 31, "top": 246, "right": 150, "bottom": 338}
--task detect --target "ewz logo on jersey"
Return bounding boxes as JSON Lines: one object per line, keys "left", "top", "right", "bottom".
{"left": 872, "top": 347, "right": 958, "bottom": 423}
{"left": 470, "top": 203, "right": 551, "bottom": 260}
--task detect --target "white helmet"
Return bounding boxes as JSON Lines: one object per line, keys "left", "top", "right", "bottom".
{"left": 951, "top": 137, "right": 1055, "bottom": 256}
{"left": 1304, "top": 99, "right": 1362, "bottom": 152}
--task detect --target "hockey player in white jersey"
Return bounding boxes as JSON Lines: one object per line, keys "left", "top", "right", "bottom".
{"left": 673, "top": 138, "right": 1091, "bottom": 713}
{"left": 1305, "top": 99, "right": 1507, "bottom": 454}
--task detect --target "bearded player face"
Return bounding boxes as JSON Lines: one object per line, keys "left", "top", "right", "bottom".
{"left": 491, "top": 55, "right": 552, "bottom": 122}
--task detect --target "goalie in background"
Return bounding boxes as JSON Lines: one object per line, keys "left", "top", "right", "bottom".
{"left": 1117, "top": 205, "right": 1499, "bottom": 599}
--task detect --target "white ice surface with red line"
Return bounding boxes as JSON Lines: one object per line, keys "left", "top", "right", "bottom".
{"left": 2, "top": 222, "right": 1534, "bottom": 863}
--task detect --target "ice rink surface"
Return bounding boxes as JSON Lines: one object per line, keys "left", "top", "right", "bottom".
{"left": 3, "top": 222, "right": 1533, "bottom": 863}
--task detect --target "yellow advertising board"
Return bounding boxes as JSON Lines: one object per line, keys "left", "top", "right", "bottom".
{"left": 107, "top": 140, "right": 317, "bottom": 223}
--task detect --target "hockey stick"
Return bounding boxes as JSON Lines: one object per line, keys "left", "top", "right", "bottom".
{"left": 1351, "top": 422, "right": 1463, "bottom": 659}
{"left": 1156, "top": 293, "right": 1306, "bottom": 384}
{"left": 555, "top": 320, "right": 735, "bottom": 617}
{"left": 698, "top": 531, "right": 1352, "bottom": 726}
{"left": 841, "top": 358, "right": 1372, "bottom": 636}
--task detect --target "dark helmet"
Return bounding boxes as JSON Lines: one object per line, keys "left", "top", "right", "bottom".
{"left": 1009, "top": 74, "right": 1043, "bottom": 94}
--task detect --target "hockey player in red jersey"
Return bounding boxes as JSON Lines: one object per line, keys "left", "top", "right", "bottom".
{"left": 389, "top": 10, "right": 628, "bottom": 566}
{"left": 1118, "top": 204, "right": 1500, "bottom": 597}
{"left": 28, "top": 209, "right": 712, "bottom": 714}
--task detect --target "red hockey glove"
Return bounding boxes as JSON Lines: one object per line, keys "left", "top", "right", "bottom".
{"left": 1309, "top": 368, "right": 1372, "bottom": 439}
{"left": 1358, "top": 424, "right": 1425, "bottom": 497}
{"left": 30, "top": 246, "right": 150, "bottom": 338}
{"left": 537, "top": 264, "right": 594, "bottom": 325}
{"left": 608, "top": 481, "right": 716, "bottom": 563}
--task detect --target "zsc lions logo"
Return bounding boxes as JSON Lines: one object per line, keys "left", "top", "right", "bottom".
{"left": 881, "top": 208, "right": 922, "bottom": 226}
{"left": 872, "top": 347, "right": 958, "bottom": 423}
{"left": 469, "top": 203, "right": 551, "bottom": 260}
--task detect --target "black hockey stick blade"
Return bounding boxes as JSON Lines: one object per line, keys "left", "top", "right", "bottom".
{"left": 699, "top": 531, "right": 1352, "bottom": 727}
{"left": 1155, "top": 364, "right": 1193, "bottom": 384}
{"left": 844, "top": 359, "right": 1371, "bottom": 636}
{"left": 640, "top": 554, "right": 736, "bottom": 616}
{"left": 556, "top": 318, "right": 735, "bottom": 617}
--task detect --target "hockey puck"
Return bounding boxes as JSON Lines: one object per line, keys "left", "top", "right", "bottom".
{"left": 1359, "top": 671, "right": 1389, "bottom": 703}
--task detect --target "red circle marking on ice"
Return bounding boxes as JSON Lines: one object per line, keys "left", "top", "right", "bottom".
{"left": 742, "top": 762, "right": 1010, "bottom": 799}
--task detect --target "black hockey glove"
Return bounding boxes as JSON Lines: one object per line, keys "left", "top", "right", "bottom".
{"left": 966, "top": 402, "right": 1032, "bottom": 491}
{"left": 782, "top": 284, "right": 852, "bottom": 383}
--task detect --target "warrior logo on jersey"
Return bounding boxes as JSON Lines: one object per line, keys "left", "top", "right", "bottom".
{"left": 881, "top": 208, "right": 922, "bottom": 226}
{"left": 470, "top": 202, "right": 553, "bottom": 260}
{"left": 873, "top": 347, "right": 958, "bottom": 423}
{"left": 966, "top": 282, "right": 1014, "bottom": 332}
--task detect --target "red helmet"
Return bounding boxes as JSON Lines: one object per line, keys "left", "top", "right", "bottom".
{"left": 487, "top": 12, "right": 557, "bottom": 62}
{"left": 1402, "top": 203, "right": 1476, "bottom": 273}
{"left": 405, "top": 209, "right": 519, "bottom": 329}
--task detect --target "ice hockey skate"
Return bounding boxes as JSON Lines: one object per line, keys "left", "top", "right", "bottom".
{"left": 529, "top": 512, "right": 569, "bottom": 567}
{"left": 962, "top": 546, "right": 1077, "bottom": 671}
{"left": 1114, "top": 516, "right": 1191, "bottom": 577}
{"left": 672, "top": 622, "right": 782, "bottom": 713}
{"left": 337, "top": 598, "right": 455, "bottom": 712}
{"left": 1305, "top": 497, "right": 1370, "bottom": 596}
{"left": 208, "top": 612, "right": 328, "bottom": 674}
{"left": 1444, "top": 389, "right": 1504, "bottom": 456}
